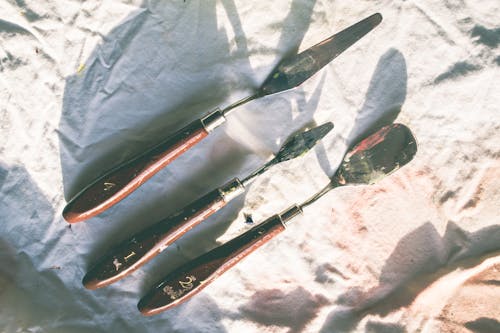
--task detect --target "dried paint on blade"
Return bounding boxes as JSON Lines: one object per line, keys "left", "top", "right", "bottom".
{"left": 259, "top": 13, "right": 383, "bottom": 95}
{"left": 338, "top": 124, "right": 417, "bottom": 185}
{"left": 347, "top": 125, "right": 393, "bottom": 158}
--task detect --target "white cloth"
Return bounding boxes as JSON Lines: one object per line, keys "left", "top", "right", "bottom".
{"left": 1, "top": 1, "right": 499, "bottom": 332}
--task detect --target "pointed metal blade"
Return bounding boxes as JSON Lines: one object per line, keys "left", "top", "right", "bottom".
{"left": 259, "top": 13, "right": 383, "bottom": 96}
{"left": 337, "top": 123, "right": 417, "bottom": 185}
{"left": 275, "top": 122, "right": 334, "bottom": 163}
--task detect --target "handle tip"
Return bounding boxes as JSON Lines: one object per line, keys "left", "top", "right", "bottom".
{"left": 137, "top": 291, "right": 170, "bottom": 316}
{"left": 82, "top": 270, "right": 115, "bottom": 290}
{"left": 137, "top": 302, "right": 156, "bottom": 317}
{"left": 63, "top": 199, "right": 98, "bottom": 223}
{"left": 138, "top": 285, "right": 185, "bottom": 316}
{"left": 62, "top": 204, "right": 85, "bottom": 223}
{"left": 62, "top": 197, "right": 106, "bottom": 223}
{"left": 82, "top": 273, "right": 101, "bottom": 290}
{"left": 373, "top": 12, "right": 383, "bottom": 24}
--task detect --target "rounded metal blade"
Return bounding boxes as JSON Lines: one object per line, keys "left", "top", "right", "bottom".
{"left": 336, "top": 123, "right": 417, "bottom": 185}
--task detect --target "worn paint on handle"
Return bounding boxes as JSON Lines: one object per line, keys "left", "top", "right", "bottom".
{"left": 138, "top": 214, "right": 285, "bottom": 316}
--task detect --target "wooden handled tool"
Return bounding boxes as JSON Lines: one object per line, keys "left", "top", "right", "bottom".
{"left": 63, "top": 113, "right": 222, "bottom": 223}
{"left": 63, "top": 13, "right": 382, "bottom": 223}
{"left": 83, "top": 123, "right": 333, "bottom": 289}
{"left": 137, "top": 123, "right": 418, "bottom": 316}
{"left": 138, "top": 206, "right": 302, "bottom": 316}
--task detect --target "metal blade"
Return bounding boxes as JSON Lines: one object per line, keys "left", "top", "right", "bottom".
{"left": 240, "top": 122, "right": 333, "bottom": 187}
{"left": 336, "top": 123, "right": 417, "bottom": 185}
{"left": 275, "top": 122, "right": 334, "bottom": 163}
{"left": 259, "top": 13, "right": 383, "bottom": 95}
{"left": 220, "top": 122, "right": 333, "bottom": 242}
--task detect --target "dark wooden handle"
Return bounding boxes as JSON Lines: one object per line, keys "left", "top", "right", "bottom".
{"left": 82, "top": 178, "right": 244, "bottom": 290}
{"left": 63, "top": 110, "right": 225, "bottom": 223}
{"left": 137, "top": 213, "right": 286, "bottom": 316}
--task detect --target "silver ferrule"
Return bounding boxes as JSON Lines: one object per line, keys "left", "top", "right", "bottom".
{"left": 218, "top": 178, "right": 245, "bottom": 202}
{"left": 279, "top": 205, "right": 303, "bottom": 227}
{"left": 201, "top": 108, "right": 226, "bottom": 132}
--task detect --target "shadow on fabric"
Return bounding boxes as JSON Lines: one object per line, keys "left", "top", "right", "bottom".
{"left": 57, "top": 0, "right": 321, "bottom": 327}
{"left": 316, "top": 48, "right": 407, "bottom": 178}
{"left": 319, "top": 222, "right": 500, "bottom": 332}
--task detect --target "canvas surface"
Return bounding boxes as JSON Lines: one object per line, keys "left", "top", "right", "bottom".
{"left": 1, "top": 1, "right": 499, "bottom": 332}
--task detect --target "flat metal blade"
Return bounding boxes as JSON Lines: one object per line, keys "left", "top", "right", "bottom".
{"left": 259, "top": 13, "right": 383, "bottom": 95}
{"left": 337, "top": 123, "right": 417, "bottom": 185}
{"left": 275, "top": 122, "right": 334, "bottom": 162}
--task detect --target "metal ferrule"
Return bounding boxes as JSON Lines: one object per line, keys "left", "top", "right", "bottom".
{"left": 218, "top": 178, "right": 245, "bottom": 203}
{"left": 279, "top": 205, "right": 303, "bottom": 227}
{"left": 201, "top": 108, "right": 226, "bottom": 132}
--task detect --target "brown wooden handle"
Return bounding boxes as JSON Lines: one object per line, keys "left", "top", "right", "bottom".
{"left": 82, "top": 178, "right": 245, "bottom": 290}
{"left": 63, "top": 110, "right": 225, "bottom": 223}
{"left": 137, "top": 205, "right": 302, "bottom": 316}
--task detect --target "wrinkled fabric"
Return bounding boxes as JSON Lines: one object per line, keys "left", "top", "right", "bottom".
{"left": 1, "top": 1, "right": 499, "bottom": 332}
